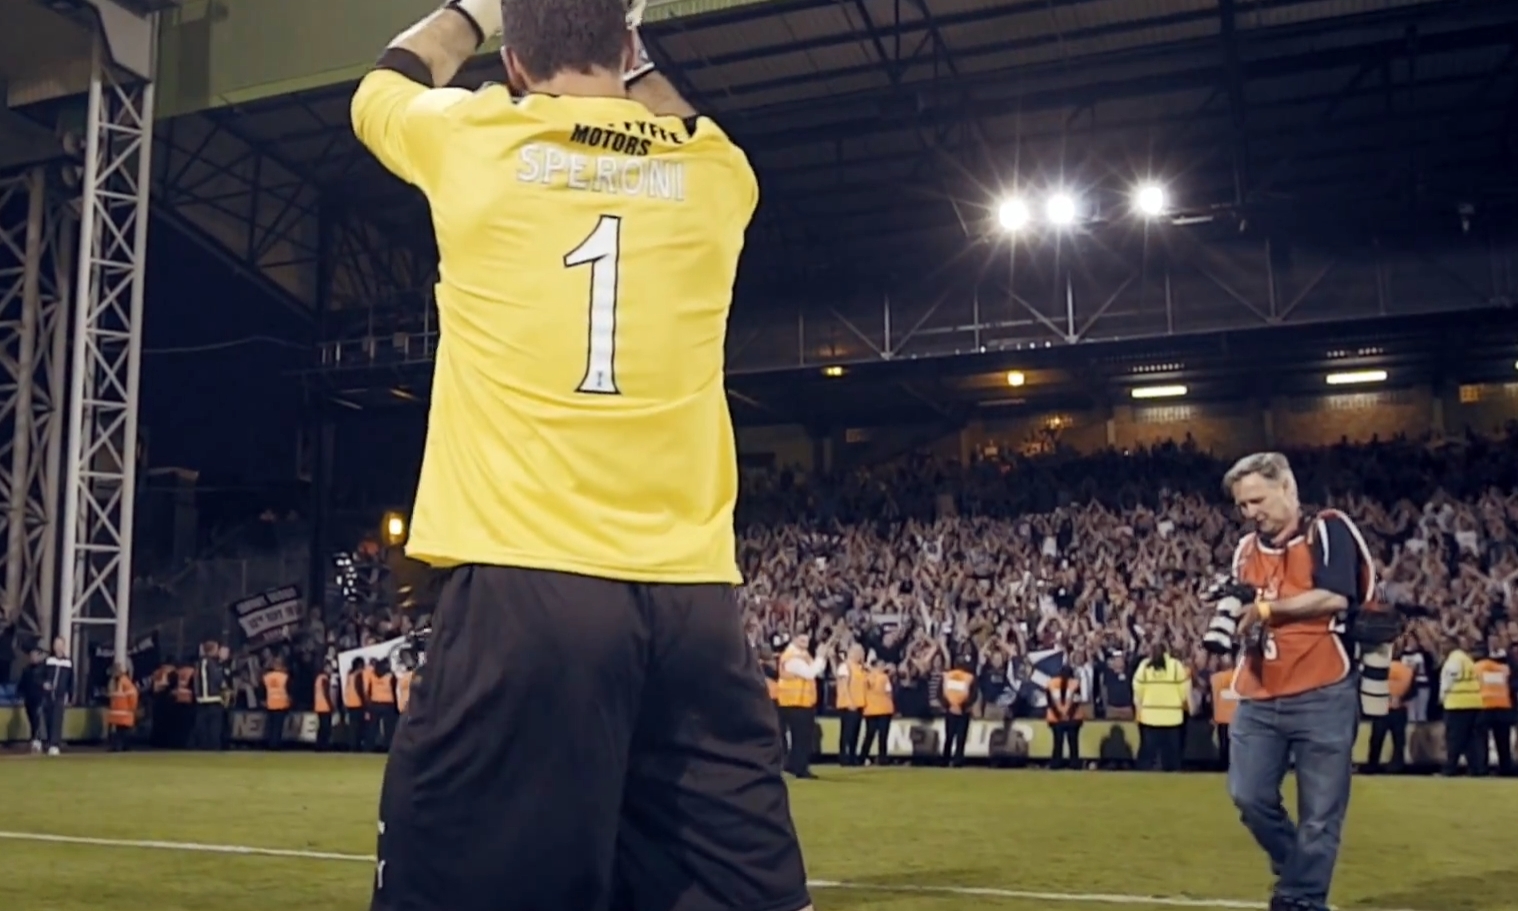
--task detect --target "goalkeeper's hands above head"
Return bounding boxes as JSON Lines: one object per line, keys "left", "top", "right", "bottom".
{"left": 624, "top": 26, "right": 656, "bottom": 84}
{"left": 445, "top": 0, "right": 503, "bottom": 44}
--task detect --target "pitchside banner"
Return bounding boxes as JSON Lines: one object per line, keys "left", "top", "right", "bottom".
{"left": 336, "top": 636, "right": 408, "bottom": 705}
{"left": 230, "top": 585, "right": 306, "bottom": 648}
{"left": 229, "top": 710, "right": 321, "bottom": 745}
{"left": 89, "top": 633, "right": 161, "bottom": 698}
{"left": 807, "top": 716, "right": 1518, "bottom": 766}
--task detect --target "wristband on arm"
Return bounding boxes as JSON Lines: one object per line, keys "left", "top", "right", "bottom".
{"left": 444, "top": 0, "right": 503, "bottom": 46}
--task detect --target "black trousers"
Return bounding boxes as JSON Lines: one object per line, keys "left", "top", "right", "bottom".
{"left": 316, "top": 712, "right": 334, "bottom": 751}
{"left": 778, "top": 706, "right": 816, "bottom": 776}
{"left": 192, "top": 703, "right": 226, "bottom": 751}
{"left": 942, "top": 713, "right": 969, "bottom": 765}
{"left": 861, "top": 715, "right": 890, "bottom": 763}
{"left": 43, "top": 700, "right": 65, "bottom": 750}
{"left": 1444, "top": 709, "right": 1484, "bottom": 775}
{"left": 1215, "top": 722, "right": 1231, "bottom": 771}
{"left": 1139, "top": 723, "right": 1182, "bottom": 771}
{"left": 837, "top": 710, "right": 862, "bottom": 766}
{"left": 1366, "top": 709, "right": 1407, "bottom": 772}
{"left": 372, "top": 564, "right": 808, "bottom": 911}
{"left": 1478, "top": 708, "right": 1514, "bottom": 775}
{"left": 109, "top": 725, "right": 133, "bottom": 752}
{"left": 1050, "top": 721, "right": 1082, "bottom": 768}
{"left": 373, "top": 704, "right": 400, "bottom": 751}
{"left": 266, "top": 710, "right": 288, "bottom": 750}
{"left": 24, "top": 701, "right": 42, "bottom": 743}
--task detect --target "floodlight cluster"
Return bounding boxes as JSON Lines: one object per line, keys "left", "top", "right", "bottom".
{"left": 997, "top": 183, "right": 1169, "bottom": 232}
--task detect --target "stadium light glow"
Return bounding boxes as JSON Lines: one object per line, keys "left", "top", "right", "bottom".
{"left": 1131, "top": 384, "right": 1188, "bottom": 399}
{"left": 1006, "top": 370, "right": 1026, "bottom": 387}
{"left": 822, "top": 365, "right": 845, "bottom": 378}
{"left": 1325, "top": 370, "right": 1387, "bottom": 386}
{"left": 998, "top": 198, "right": 1032, "bottom": 232}
{"left": 1046, "top": 192, "right": 1077, "bottom": 227}
{"left": 382, "top": 511, "right": 407, "bottom": 545}
{"left": 1134, "top": 183, "right": 1167, "bottom": 218}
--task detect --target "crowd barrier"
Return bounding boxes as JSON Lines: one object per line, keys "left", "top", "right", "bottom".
{"left": 4, "top": 707, "right": 1513, "bottom": 767}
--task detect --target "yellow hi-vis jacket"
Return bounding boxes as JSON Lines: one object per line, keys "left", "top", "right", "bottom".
{"left": 776, "top": 644, "right": 818, "bottom": 708}
{"left": 1134, "top": 657, "right": 1191, "bottom": 727}
{"left": 1441, "top": 650, "right": 1484, "bottom": 711}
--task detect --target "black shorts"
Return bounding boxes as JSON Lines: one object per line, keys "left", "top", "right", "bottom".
{"left": 371, "top": 565, "right": 810, "bottom": 911}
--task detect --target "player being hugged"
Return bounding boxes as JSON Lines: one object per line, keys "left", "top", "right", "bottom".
{"left": 351, "top": 2, "right": 813, "bottom": 911}
{"left": 1209, "top": 451, "right": 1388, "bottom": 911}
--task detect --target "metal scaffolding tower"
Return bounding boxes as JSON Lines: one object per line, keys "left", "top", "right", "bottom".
{"left": 57, "top": 34, "right": 155, "bottom": 662}
{"left": 0, "top": 168, "right": 71, "bottom": 644}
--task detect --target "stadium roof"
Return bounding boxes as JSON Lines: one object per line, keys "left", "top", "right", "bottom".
{"left": 147, "top": 0, "right": 1518, "bottom": 309}
{"left": 36, "top": 0, "right": 1506, "bottom": 420}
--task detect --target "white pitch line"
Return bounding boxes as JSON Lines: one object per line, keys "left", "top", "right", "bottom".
{"left": 0, "top": 831, "right": 1431, "bottom": 911}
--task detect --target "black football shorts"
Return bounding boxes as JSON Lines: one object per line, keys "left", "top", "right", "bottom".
{"left": 370, "top": 564, "right": 811, "bottom": 911}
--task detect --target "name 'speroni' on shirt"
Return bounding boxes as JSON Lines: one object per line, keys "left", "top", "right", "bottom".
{"left": 516, "top": 121, "right": 688, "bottom": 202}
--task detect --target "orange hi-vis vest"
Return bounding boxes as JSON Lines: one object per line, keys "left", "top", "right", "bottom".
{"left": 108, "top": 675, "right": 139, "bottom": 728}
{"left": 263, "top": 671, "right": 291, "bottom": 711}
{"left": 174, "top": 666, "right": 194, "bottom": 703}
{"left": 1210, "top": 671, "right": 1239, "bottom": 726}
{"left": 776, "top": 645, "right": 817, "bottom": 708}
{"left": 1476, "top": 659, "right": 1513, "bottom": 710}
{"left": 1388, "top": 662, "right": 1414, "bottom": 710}
{"left": 863, "top": 669, "right": 893, "bottom": 717}
{"left": 369, "top": 672, "right": 396, "bottom": 705}
{"left": 397, "top": 671, "right": 413, "bottom": 713}
{"left": 835, "top": 660, "right": 867, "bottom": 711}
{"left": 1046, "top": 675, "right": 1079, "bottom": 723}
{"left": 345, "top": 670, "right": 366, "bottom": 709}
{"left": 1230, "top": 509, "right": 1372, "bottom": 701}
{"left": 942, "top": 668, "right": 974, "bottom": 715}
{"left": 314, "top": 674, "right": 332, "bottom": 714}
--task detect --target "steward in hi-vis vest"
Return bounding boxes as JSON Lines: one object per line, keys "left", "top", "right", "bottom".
{"left": 860, "top": 660, "right": 894, "bottom": 766}
{"left": 833, "top": 644, "right": 868, "bottom": 767}
{"left": 1046, "top": 669, "right": 1082, "bottom": 770}
{"left": 776, "top": 633, "right": 825, "bottom": 779}
{"left": 1475, "top": 649, "right": 1514, "bottom": 776}
{"left": 940, "top": 659, "right": 976, "bottom": 768}
{"left": 107, "top": 666, "right": 139, "bottom": 753}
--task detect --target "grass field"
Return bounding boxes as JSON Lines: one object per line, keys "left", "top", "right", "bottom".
{"left": 1, "top": 752, "right": 1515, "bottom": 911}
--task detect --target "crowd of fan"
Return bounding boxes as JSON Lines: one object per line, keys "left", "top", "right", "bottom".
{"left": 37, "top": 424, "right": 1516, "bottom": 763}
{"left": 734, "top": 427, "right": 1518, "bottom": 725}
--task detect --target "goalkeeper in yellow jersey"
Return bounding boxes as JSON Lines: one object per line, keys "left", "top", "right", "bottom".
{"left": 351, "top": 1, "right": 812, "bottom": 910}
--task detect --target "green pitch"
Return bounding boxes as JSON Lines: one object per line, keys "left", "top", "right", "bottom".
{"left": 0, "top": 753, "right": 1513, "bottom": 911}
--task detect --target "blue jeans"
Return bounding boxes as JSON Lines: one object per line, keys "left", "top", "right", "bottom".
{"left": 1227, "top": 674, "right": 1359, "bottom": 911}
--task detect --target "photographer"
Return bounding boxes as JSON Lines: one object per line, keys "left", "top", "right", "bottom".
{"left": 1215, "top": 452, "right": 1379, "bottom": 911}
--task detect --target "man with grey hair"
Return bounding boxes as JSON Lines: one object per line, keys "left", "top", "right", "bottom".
{"left": 1218, "top": 451, "right": 1373, "bottom": 911}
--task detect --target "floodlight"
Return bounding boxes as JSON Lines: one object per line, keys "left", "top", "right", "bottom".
{"left": 1135, "top": 183, "right": 1167, "bottom": 218}
{"left": 998, "top": 198, "right": 1032, "bottom": 231}
{"left": 1046, "top": 192, "right": 1077, "bottom": 227}
{"left": 1325, "top": 370, "right": 1387, "bottom": 386}
{"left": 1131, "top": 384, "right": 1187, "bottom": 399}
{"left": 1006, "top": 370, "right": 1026, "bottom": 387}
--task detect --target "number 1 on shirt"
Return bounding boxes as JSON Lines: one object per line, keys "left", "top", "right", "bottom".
{"left": 564, "top": 215, "right": 622, "bottom": 395}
